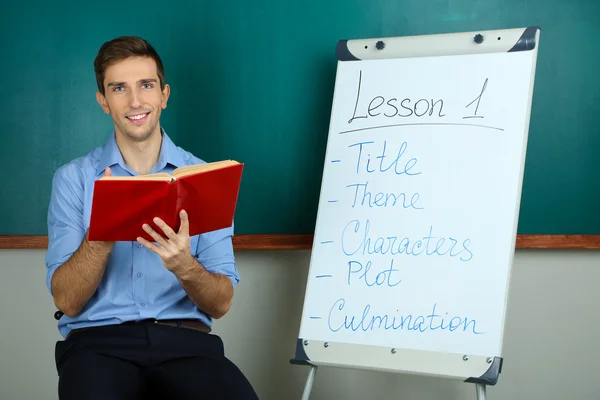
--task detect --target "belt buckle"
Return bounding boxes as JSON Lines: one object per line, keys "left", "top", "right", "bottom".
{"left": 153, "top": 319, "right": 181, "bottom": 328}
{"left": 137, "top": 318, "right": 158, "bottom": 325}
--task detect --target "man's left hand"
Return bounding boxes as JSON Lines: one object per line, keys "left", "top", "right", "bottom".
{"left": 137, "top": 210, "right": 195, "bottom": 276}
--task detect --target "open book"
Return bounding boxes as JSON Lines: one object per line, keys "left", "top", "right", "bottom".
{"left": 88, "top": 160, "right": 244, "bottom": 241}
{"left": 98, "top": 160, "right": 240, "bottom": 182}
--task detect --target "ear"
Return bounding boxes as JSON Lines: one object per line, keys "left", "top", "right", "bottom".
{"left": 161, "top": 84, "right": 171, "bottom": 109}
{"left": 96, "top": 91, "right": 110, "bottom": 114}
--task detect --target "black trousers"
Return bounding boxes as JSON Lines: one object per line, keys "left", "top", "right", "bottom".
{"left": 54, "top": 322, "right": 259, "bottom": 399}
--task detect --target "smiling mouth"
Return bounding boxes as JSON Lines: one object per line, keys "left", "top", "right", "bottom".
{"left": 126, "top": 112, "right": 150, "bottom": 124}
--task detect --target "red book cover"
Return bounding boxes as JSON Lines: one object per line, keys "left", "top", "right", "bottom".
{"left": 88, "top": 161, "right": 244, "bottom": 242}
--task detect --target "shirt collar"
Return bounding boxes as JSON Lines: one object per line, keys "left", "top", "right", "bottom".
{"left": 95, "top": 128, "right": 186, "bottom": 176}
{"left": 154, "top": 129, "right": 186, "bottom": 171}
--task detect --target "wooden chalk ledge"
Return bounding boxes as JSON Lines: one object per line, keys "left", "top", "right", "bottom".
{"left": 1, "top": 234, "right": 600, "bottom": 249}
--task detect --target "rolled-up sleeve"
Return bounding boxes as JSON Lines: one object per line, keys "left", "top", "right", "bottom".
{"left": 193, "top": 224, "right": 239, "bottom": 288}
{"left": 45, "top": 167, "right": 85, "bottom": 295}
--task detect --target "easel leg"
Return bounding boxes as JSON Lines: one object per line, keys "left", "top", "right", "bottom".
{"left": 476, "top": 384, "right": 487, "bottom": 400}
{"left": 301, "top": 365, "right": 318, "bottom": 400}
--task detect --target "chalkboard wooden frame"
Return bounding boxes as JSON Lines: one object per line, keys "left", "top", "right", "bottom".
{"left": 1, "top": 235, "right": 600, "bottom": 250}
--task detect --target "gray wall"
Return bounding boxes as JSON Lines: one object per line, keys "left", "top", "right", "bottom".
{"left": 0, "top": 248, "right": 598, "bottom": 400}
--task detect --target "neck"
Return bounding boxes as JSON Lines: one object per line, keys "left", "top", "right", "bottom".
{"left": 115, "top": 129, "right": 163, "bottom": 175}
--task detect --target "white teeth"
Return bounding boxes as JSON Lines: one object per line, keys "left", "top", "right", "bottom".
{"left": 128, "top": 113, "right": 148, "bottom": 120}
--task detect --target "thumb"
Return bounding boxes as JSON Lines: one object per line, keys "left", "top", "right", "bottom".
{"left": 179, "top": 209, "right": 189, "bottom": 235}
{"left": 104, "top": 166, "right": 112, "bottom": 177}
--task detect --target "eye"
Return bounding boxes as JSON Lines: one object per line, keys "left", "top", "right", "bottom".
{"left": 112, "top": 86, "right": 124, "bottom": 92}
{"left": 142, "top": 83, "right": 153, "bottom": 89}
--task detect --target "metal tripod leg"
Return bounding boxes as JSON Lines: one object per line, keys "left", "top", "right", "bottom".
{"left": 301, "top": 365, "right": 318, "bottom": 400}
{"left": 476, "top": 384, "right": 487, "bottom": 400}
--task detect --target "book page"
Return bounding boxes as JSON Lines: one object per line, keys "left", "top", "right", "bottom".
{"left": 99, "top": 172, "right": 172, "bottom": 181}
{"left": 98, "top": 160, "right": 240, "bottom": 181}
{"left": 172, "top": 160, "right": 240, "bottom": 179}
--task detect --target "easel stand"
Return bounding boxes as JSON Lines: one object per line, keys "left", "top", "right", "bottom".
{"left": 300, "top": 366, "right": 488, "bottom": 400}
{"left": 476, "top": 383, "right": 487, "bottom": 400}
{"left": 291, "top": 25, "right": 538, "bottom": 400}
{"left": 301, "top": 366, "right": 318, "bottom": 400}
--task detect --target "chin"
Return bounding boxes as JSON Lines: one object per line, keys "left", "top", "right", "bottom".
{"left": 121, "top": 123, "right": 159, "bottom": 142}
{"left": 125, "top": 130, "right": 154, "bottom": 142}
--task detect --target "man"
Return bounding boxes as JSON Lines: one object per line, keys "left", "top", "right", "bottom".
{"left": 45, "top": 36, "right": 258, "bottom": 399}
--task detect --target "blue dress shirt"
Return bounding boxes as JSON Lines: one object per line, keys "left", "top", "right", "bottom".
{"left": 45, "top": 129, "right": 239, "bottom": 339}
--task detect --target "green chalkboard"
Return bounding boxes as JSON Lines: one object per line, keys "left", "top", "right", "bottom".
{"left": 1, "top": 1, "right": 599, "bottom": 235}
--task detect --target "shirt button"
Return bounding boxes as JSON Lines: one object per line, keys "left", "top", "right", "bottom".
{"left": 140, "top": 302, "right": 146, "bottom": 307}
{"left": 138, "top": 244, "right": 143, "bottom": 248}
{"left": 137, "top": 272, "right": 143, "bottom": 278}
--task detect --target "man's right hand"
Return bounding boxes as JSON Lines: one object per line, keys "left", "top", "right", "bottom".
{"left": 86, "top": 230, "right": 116, "bottom": 250}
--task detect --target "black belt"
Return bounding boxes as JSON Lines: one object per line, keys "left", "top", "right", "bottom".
{"left": 123, "top": 318, "right": 212, "bottom": 333}
{"left": 66, "top": 318, "right": 211, "bottom": 339}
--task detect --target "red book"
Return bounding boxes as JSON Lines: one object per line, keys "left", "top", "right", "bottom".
{"left": 88, "top": 160, "right": 243, "bottom": 242}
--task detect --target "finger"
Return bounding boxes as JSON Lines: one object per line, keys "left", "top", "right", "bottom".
{"left": 153, "top": 217, "right": 177, "bottom": 239}
{"left": 137, "top": 236, "right": 164, "bottom": 255}
{"left": 142, "top": 223, "right": 169, "bottom": 247}
{"left": 178, "top": 210, "right": 189, "bottom": 236}
{"left": 104, "top": 166, "right": 112, "bottom": 177}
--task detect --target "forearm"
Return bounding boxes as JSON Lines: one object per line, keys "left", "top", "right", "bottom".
{"left": 175, "top": 257, "right": 234, "bottom": 319}
{"left": 51, "top": 236, "right": 113, "bottom": 317}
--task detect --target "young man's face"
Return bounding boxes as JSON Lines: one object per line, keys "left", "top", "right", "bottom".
{"left": 96, "top": 56, "right": 170, "bottom": 143}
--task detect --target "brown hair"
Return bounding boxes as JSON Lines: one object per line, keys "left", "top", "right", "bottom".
{"left": 94, "top": 36, "right": 165, "bottom": 95}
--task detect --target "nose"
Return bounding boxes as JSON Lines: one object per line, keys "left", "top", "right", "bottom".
{"left": 129, "top": 88, "right": 141, "bottom": 109}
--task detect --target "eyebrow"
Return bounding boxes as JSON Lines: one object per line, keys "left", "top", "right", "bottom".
{"left": 106, "top": 78, "right": 158, "bottom": 87}
{"left": 139, "top": 78, "right": 158, "bottom": 85}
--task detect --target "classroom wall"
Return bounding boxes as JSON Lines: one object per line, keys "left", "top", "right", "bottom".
{"left": 0, "top": 249, "right": 598, "bottom": 400}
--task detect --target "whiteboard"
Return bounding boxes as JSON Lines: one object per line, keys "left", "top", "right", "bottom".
{"left": 294, "top": 27, "right": 541, "bottom": 384}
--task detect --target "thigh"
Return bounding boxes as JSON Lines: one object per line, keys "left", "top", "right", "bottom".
{"left": 149, "top": 356, "right": 259, "bottom": 400}
{"left": 56, "top": 340, "right": 145, "bottom": 400}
